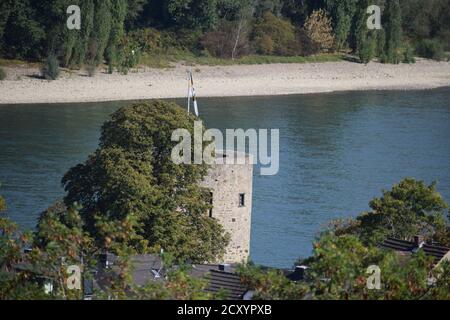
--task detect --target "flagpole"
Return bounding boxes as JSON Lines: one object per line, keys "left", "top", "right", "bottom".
{"left": 187, "top": 69, "right": 191, "bottom": 114}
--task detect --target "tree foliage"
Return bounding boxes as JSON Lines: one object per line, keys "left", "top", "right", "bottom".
{"left": 324, "top": 0, "right": 358, "bottom": 51}
{"left": 239, "top": 233, "right": 450, "bottom": 300}
{"left": 355, "top": 0, "right": 376, "bottom": 64}
{"left": 336, "top": 178, "right": 449, "bottom": 245}
{"left": 62, "top": 101, "right": 229, "bottom": 263}
{"left": 383, "top": 0, "right": 403, "bottom": 64}
{"left": 252, "top": 12, "right": 298, "bottom": 56}
{"left": 303, "top": 9, "right": 334, "bottom": 53}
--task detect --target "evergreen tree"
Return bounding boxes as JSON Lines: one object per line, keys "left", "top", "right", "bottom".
{"left": 71, "top": 0, "right": 95, "bottom": 68}
{"left": 92, "top": 0, "right": 113, "bottom": 66}
{"left": 324, "top": 0, "right": 358, "bottom": 51}
{"left": 384, "top": 0, "right": 402, "bottom": 64}
{"left": 0, "top": 0, "right": 45, "bottom": 60}
{"left": 355, "top": 0, "right": 376, "bottom": 63}
{"left": 165, "top": 0, "right": 220, "bottom": 31}
{"left": 106, "top": 0, "right": 128, "bottom": 72}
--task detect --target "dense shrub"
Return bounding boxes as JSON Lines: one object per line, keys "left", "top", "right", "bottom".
{"left": 358, "top": 35, "right": 376, "bottom": 64}
{"left": 0, "top": 67, "right": 6, "bottom": 80}
{"left": 201, "top": 21, "right": 250, "bottom": 58}
{"left": 86, "top": 63, "right": 96, "bottom": 77}
{"left": 295, "top": 30, "right": 320, "bottom": 56}
{"left": 402, "top": 45, "right": 416, "bottom": 64}
{"left": 416, "top": 39, "right": 445, "bottom": 61}
{"left": 116, "top": 36, "right": 141, "bottom": 74}
{"left": 252, "top": 12, "right": 298, "bottom": 56}
{"left": 41, "top": 55, "right": 60, "bottom": 80}
{"left": 128, "top": 28, "right": 162, "bottom": 53}
{"left": 168, "top": 29, "right": 204, "bottom": 52}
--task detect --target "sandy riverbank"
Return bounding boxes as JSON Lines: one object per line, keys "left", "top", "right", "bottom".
{"left": 0, "top": 59, "right": 449, "bottom": 104}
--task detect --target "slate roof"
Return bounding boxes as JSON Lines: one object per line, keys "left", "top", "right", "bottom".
{"left": 422, "top": 244, "right": 450, "bottom": 265}
{"left": 204, "top": 270, "right": 249, "bottom": 300}
{"left": 380, "top": 238, "right": 450, "bottom": 265}
{"left": 190, "top": 264, "right": 249, "bottom": 300}
{"left": 93, "top": 253, "right": 165, "bottom": 293}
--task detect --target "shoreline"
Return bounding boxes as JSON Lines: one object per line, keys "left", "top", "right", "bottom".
{"left": 1, "top": 59, "right": 450, "bottom": 105}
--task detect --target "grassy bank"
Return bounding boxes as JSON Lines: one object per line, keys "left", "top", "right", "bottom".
{"left": 140, "top": 50, "right": 344, "bottom": 68}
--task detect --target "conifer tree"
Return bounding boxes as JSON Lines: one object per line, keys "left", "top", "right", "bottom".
{"left": 92, "top": 0, "right": 112, "bottom": 66}
{"left": 324, "top": 0, "right": 358, "bottom": 51}
{"left": 384, "top": 0, "right": 402, "bottom": 64}
{"left": 355, "top": 0, "right": 376, "bottom": 63}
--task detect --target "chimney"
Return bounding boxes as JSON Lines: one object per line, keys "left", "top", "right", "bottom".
{"left": 294, "top": 265, "right": 308, "bottom": 280}
{"left": 413, "top": 235, "right": 424, "bottom": 247}
{"left": 99, "top": 252, "right": 114, "bottom": 268}
{"left": 218, "top": 264, "right": 231, "bottom": 272}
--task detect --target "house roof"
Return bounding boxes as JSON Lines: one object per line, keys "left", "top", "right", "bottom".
{"left": 204, "top": 270, "right": 248, "bottom": 300}
{"left": 380, "top": 238, "right": 450, "bottom": 265}
{"left": 189, "top": 264, "right": 248, "bottom": 300}
{"left": 422, "top": 244, "right": 450, "bottom": 264}
{"left": 93, "top": 253, "right": 165, "bottom": 292}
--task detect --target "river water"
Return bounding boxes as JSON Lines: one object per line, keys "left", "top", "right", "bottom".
{"left": 1, "top": 88, "right": 449, "bottom": 267}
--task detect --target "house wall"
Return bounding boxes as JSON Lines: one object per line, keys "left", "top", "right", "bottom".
{"left": 201, "top": 151, "right": 253, "bottom": 264}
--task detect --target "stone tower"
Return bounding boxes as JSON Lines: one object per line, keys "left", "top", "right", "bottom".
{"left": 201, "top": 150, "right": 253, "bottom": 264}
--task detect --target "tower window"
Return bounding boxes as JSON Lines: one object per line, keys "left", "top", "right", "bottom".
{"left": 239, "top": 193, "right": 245, "bottom": 207}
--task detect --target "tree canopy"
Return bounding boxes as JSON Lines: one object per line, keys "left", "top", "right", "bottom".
{"left": 331, "top": 178, "right": 449, "bottom": 246}
{"left": 62, "top": 101, "right": 229, "bottom": 263}
{"left": 1, "top": 0, "right": 448, "bottom": 66}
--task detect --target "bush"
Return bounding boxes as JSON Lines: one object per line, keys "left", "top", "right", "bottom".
{"left": 296, "top": 30, "right": 320, "bottom": 56}
{"left": 41, "top": 55, "right": 60, "bottom": 80}
{"left": 416, "top": 39, "right": 445, "bottom": 61}
{"left": 168, "top": 29, "right": 203, "bottom": 52}
{"left": 252, "top": 12, "right": 298, "bottom": 56}
{"left": 0, "top": 67, "right": 6, "bottom": 80}
{"left": 201, "top": 21, "right": 250, "bottom": 58}
{"left": 358, "top": 34, "right": 376, "bottom": 64}
{"left": 402, "top": 45, "right": 416, "bottom": 64}
{"left": 86, "top": 63, "right": 97, "bottom": 77}
{"left": 128, "top": 28, "right": 162, "bottom": 53}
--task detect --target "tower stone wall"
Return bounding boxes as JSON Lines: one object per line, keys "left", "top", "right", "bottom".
{"left": 201, "top": 151, "right": 253, "bottom": 264}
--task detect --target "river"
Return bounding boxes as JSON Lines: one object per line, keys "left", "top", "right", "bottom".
{"left": 1, "top": 88, "right": 449, "bottom": 267}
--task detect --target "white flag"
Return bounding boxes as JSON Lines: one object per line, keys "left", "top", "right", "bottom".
{"left": 193, "top": 99, "right": 199, "bottom": 117}
{"left": 187, "top": 71, "right": 199, "bottom": 117}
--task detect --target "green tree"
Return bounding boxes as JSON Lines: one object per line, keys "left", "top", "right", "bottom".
{"left": 33, "top": 203, "right": 97, "bottom": 300}
{"left": 0, "top": 217, "right": 50, "bottom": 300}
{"left": 239, "top": 233, "right": 450, "bottom": 300}
{"left": 355, "top": 0, "right": 376, "bottom": 63}
{"left": 92, "top": 0, "right": 113, "bottom": 65}
{"left": 307, "top": 233, "right": 450, "bottom": 300}
{"left": 71, "top": 0, "right": 95, "bottom": 68}
{"left": 383, "top": 0, "right": 402, "bottom": 64}
{"left": 62, "top": 101, "right": 229, "bottom": 263}
{"left": 125, "top": 0, "right": 146, "bottom": 29}
{"left": 400, "top": 0, "right": 450, "bottom": 52}
{"left": 332, "top": 178, "right": 449, "bottom": 246}
{"left": 239, "top": 264, "right": 308, "bottom": 300}
{"left": 280, "top": 0, "right": 318, "bottom": 26}
{"left": 252, "top": 12, "right": 298, "bottom": 56}
{"left": 324, "top": 0, "right": 358, "bottom": 51}
{"left": 0, "top": 0, "right": 45, "bottom": 60}
{"left": 106, "top": 0, "right": 128, "bottom": 72}
{"left": 254, "top": 0, "right": 282, "bottom": 17}
{"left": 165, "top": 0, "right": 220, "bottom": 31}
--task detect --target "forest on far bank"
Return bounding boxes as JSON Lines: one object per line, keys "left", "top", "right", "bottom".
{"left": 0, "top": 0, "right": 449, "bottom": 78}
